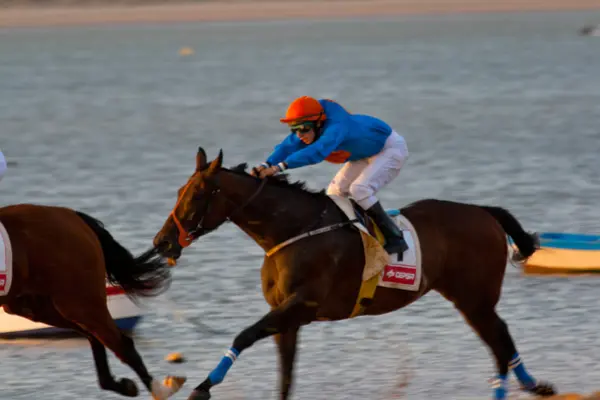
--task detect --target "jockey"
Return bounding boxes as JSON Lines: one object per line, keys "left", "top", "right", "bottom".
{"left": 252, "top": 96, "right": 409, "bottom": 257}
{"left": 0, "top": 148, "right": 6, "bottom": 182}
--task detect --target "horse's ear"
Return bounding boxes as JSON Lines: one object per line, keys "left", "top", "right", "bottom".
{"left": 196, "top": 147, "right": 207, "bottom": 171}
{"left": 207, "top": 149, "right": 223, "bottom": 176}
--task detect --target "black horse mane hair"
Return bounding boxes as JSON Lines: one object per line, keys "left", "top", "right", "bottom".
{"left": 227, "top": 163, "right": 325, "bottom": 196}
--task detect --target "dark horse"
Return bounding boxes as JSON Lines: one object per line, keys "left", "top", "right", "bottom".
{"left": 153, "top": 148, "right": 556, "bottom": 400}
{"left": 0, "top": 204, "right": 185, "bottom": 399}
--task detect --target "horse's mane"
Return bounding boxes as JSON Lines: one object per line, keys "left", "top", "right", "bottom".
{"left": 226, "top": 163, "right": 325, "bottom": 197}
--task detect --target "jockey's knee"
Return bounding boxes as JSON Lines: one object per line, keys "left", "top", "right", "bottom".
{"left": 349, "top": 183, "right": 377, "bottom": 209}
{"left": 349, "top": 182, "right": 372, "bottom": 200}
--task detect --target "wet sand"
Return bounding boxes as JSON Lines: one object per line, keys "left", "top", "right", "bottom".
{"left": 0, "top": 0, "right": 599, "bottom": 28}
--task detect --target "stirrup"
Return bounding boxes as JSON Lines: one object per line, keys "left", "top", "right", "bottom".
{"left": 385, "top": 242, "right": 408, "bottom": 254}
{"left": 384, "top": 237, "right": 408, "bottom": 258}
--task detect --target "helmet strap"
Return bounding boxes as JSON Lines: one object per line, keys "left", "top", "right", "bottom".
{"left": 313, "top": 120, "right": 324, "bottom": 141}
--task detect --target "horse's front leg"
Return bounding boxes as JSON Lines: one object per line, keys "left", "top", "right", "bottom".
{"left": 187, "top": 293, "right": 316, "bottom": 400}
{"left": 274, "top": 328, "right": 299, "bottom": 400}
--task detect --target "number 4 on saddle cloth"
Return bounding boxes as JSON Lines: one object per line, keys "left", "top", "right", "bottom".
{"left": 328, "top": 195, "right": 423, "bottom": 317}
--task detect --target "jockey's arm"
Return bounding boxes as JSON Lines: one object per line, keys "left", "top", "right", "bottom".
{"left": 0, "top": 148, "right": 6, "bottom": 182}
{"left": 282, "top": 124, "right": 346, "bottom": 169}
{"left": 265, "top": 133, "right": 305, "bottom": 167}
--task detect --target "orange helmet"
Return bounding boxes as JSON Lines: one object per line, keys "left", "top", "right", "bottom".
{"left": 280, "top": 96, "right": 326, "bottom": 124}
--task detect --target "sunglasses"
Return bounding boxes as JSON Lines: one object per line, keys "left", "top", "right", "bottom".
{"left": 290, "top": 122, "right": 315, "bottom": 134}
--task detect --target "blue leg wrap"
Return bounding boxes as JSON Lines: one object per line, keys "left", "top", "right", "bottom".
{"left": 491, "top": 374, "right": 507, "bottom": 400}
{"left": 207, "top": 347, "right": 240, "bottom": 385}
{"left": 509, "top": 352, "right": 536, "bottom": 389}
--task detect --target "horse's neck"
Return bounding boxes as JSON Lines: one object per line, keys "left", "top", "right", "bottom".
{"left": 220, "top": 171, "right": 325, "bottom": 252}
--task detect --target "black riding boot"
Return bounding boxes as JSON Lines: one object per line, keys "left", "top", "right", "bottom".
{"left": 365, "top": 201, "right": 409, "bottom": 258}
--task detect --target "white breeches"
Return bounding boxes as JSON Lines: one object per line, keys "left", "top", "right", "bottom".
{"left": 326, "top": 131, "right": 408, "bottom": 210}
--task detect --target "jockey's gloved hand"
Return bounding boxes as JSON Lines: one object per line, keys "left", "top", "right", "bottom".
{"left": 258, "top": 165, "right": 283, "bottom": 179}
{"left": 250, "top": 163, "right": 270, "bottom": 177}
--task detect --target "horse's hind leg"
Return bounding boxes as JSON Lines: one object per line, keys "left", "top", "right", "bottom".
{"left": 88, "top": 336, "right": 139, "bottom": 396}
{"left": 50, "top": 320, "right": 140, "bottom": 396}
{"left": 459, "top": 306, "right": 556, "bottom": 399}
{"left": 5, "top": 296, "right": 139, "bottom": 396}
{"left": 53, "top": 297, "right": 185, "bottom": 400}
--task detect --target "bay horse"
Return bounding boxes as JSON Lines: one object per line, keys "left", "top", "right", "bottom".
{"left": 0, "top": 204, "right": 186, "bottom": 399}
{"left": 153, "top": 147, "right": 557, "bottom": 400}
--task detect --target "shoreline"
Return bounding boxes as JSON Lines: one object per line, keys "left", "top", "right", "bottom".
{"left": 0, "top": 0, "right": 599, "bottom": 28}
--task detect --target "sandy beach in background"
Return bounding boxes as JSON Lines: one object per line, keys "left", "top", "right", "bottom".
{"left": 0, "top": 0, "right": 599, "bottom": 28}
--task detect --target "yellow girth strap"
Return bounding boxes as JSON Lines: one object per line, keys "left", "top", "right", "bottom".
{"left": 349, "top": 273, "right": 380, "bottom": 318}
{"left": 348, "top": 223, "right": 386, "bottom": 318}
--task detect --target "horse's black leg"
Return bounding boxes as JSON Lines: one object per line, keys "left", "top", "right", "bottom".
{"left": 494, "top": 316, "right": 556, "bottom": 397}
{"left": 53, "top": 297, "right": 185, "bottom": 399}
{"left": 6, "top": 297, "right": 139, "bottom": 397}
{"left": 462, "top": 308, "right": 556, "bottom": 400}
{"left": 89, "top": 336, "right": 139, "bottom": 397}
{"left": 97, "top": 326, "right": 186, "bottom": 399}
{"left": 188, "top": 294, "right": 316, "bottom": 400}
{"left": 274, "top": 328, "right": 299, "bottom": 400}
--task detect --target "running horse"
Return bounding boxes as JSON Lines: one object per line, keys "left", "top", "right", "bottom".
{"left": 0, "top": 204, "right": 186, "bottom": 399}
{"left": 153, "top": 147, "right": 557, "bottom": 400}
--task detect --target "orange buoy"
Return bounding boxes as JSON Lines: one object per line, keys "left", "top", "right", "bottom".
{"left": 179, "top": 47, "right": 194, "bottom": 57}
{"left": 165, "top": 352, "right": 186, "bottom": 363}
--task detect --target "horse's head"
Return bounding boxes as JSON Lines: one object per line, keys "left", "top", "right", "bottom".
{"left": 153, "top": 147, "right": 228, "bottom": 263}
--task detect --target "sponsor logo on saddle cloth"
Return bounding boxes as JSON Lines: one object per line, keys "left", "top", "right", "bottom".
{"left": 377, "top": 215, "right": 421, "bottom": 291}
{"left": 328, "top": 195, "right": 423, "bottom": 292}
{"left": 0, "top": 222, "right": 14, "bottom": 296}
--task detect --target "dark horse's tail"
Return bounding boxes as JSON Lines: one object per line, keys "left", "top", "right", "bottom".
{"left": 480, "top": 206, "right": 538, "bottom": 258}
{"left": 76, "top": 211, "right": 171, "bottom": 298}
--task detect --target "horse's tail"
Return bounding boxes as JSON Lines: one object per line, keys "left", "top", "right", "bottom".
{"left": 479, "top": 206, "right": 538, "bottom": 258}
{"left": 75, "top": 211, "right": 171, "bottom": 298}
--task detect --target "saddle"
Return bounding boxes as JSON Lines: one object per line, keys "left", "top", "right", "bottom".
{"left": 348, "top": 199, "right": 390, "bottom": 246}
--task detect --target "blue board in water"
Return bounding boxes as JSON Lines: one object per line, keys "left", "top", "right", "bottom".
{"left": 508, "top": 232, "right": 600, "bottom": 251}
{"left": 538, "top": 232, "right": 600, "bottom": 242}
{"left": 538, "top": 240, "right": 600, "bottom": 250}
{"left": 538, "top": 232, "right": 600, "bottom": 250}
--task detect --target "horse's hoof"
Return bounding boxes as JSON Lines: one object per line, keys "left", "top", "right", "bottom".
{"left": 151, "top": 377, "right": 185, "bottom": 400}
{"left": 523, "top": 381, "right": 557, "bottom": 397}
{"left": 117, "top": 378, "right": 139, "bottom": 397}
{"left": 187, "top": 389, "right": 211, "bottom": 400}
{"left": 164, "top": 375, "right": 187, "bottom": 393}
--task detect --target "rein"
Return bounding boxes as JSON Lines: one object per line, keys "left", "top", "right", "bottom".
{"left": 226, "top": 177, "right": 268, "bottom": 221}
{"left": 170, "top": 175, "right": 268, "bottom": 248}
{"left": 171, "top": 170, "right": 356, "bottom": 256}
